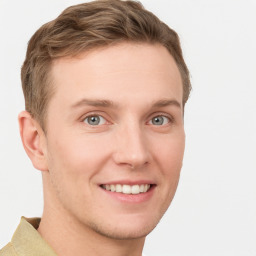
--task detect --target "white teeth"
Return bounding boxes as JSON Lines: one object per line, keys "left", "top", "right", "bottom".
{"left": 116, "top": 184, "right": 122, "bottom": 192}
{"left": 144, "top": 184, "right": 150, "bottom": 192}
{"left": 131, "top": 185, "right": 140, "bottom": 194}
{"left": 102, "top": 184, "right": 151, "bottom": 194}
{"left": 123, "top": 185, "right": 131, "bottom": 194}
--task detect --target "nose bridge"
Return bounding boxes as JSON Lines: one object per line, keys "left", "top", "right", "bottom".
{"left": 113, "top": 119, "right": 149, "bottom": 168}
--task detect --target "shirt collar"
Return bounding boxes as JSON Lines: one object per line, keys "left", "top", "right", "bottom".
{"left": 11, "top": 217, "right": 57, "bottom": 256}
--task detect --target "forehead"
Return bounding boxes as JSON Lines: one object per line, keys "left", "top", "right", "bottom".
{"left": 49, "top": 42, "right": 183, "bottom": 107}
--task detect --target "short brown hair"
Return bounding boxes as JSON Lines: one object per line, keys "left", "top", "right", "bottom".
{"left": 21, "top": 0, "right": 191, "bottom": 130}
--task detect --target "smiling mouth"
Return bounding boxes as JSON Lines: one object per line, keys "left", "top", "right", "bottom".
{"left": 100, "top": 184, "right": 152, "bottom": 195}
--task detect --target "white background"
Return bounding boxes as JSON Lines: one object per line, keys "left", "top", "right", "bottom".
{"left": 0, "top": 0, "right": 256, "bottom": 255}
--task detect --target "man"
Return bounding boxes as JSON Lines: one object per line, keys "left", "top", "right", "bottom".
{"left": 0, "top": 0, "right": 191, "bottom": 255}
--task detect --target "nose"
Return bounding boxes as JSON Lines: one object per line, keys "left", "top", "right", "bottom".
{"left": 112, "top": 123, "right": 150, "bottom": 169}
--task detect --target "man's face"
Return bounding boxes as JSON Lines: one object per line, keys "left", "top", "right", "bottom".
{"left": 42, "top": 43, "right": 185, "bottom": 239}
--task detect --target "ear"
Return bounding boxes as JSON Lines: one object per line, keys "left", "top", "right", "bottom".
{"left": 18, "top": 111, "right": 48, "bottom": 172}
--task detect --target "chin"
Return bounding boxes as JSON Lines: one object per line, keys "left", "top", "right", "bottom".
{"left": 88, "top": 222, "right": 157, "bottom": 240}
{"left": 85, "top": 211, "right": 163, "bottom": 240}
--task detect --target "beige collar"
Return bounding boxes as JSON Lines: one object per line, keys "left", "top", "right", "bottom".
{"left": 11, "top": 217, "right": 57, "bottom": 256}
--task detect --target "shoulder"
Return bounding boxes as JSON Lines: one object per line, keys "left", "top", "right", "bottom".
{"left": 0, "top": 243, "right": 17, "bottom": 256}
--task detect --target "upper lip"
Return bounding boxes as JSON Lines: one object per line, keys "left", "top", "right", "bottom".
{"left": 99, "top": 180, "right": 156, "bottom": 186}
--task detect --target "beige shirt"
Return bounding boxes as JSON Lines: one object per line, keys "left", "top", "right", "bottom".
{"left": 1, "top": 217, "right": 147, "bottom": 256}
{"left": 0, "top": 217, "right": 57, "bottom": 256}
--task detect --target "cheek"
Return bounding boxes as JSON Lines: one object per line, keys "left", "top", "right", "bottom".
{"left": 45, "top": 133, "right": 112, "bottom": 210}
{"left": 154, "top": 132, "right": 185, "bottom": 199}
{"left": 159, "top": 135, "right": 185, "bottom": 197}
{"left": 154, "top": 132, "right": 185, "bottom": 172}
{"left": 46, "top": 133, "right": 111, "bottom": 180}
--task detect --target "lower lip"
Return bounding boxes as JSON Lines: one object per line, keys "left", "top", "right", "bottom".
{"left": 100, "top": 185, "right": 156, "bottom": 203}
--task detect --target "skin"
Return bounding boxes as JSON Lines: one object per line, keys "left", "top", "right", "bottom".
{"left": 19, "top": 42, "right": 185, "bottom": 256}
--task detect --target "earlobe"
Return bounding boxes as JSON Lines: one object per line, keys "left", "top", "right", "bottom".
{"left": 18, "top": 111, "right": 48, "bottom": 172}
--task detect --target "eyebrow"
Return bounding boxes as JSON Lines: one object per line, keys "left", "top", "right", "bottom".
{"left": 151, "top": 99, "right": 181, "bottom": 109}
{"left": 71, "top": 99, "right": 116, "bottom": 108}
{"left": 71, "top": 98, "right": 181, "bottom": 109}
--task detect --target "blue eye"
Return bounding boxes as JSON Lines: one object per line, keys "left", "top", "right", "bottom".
{"left": 84, "top": 115, "right": 106, "bottom": 126}
{"left": 149, "top": 116, "right": 170, "bottom": 126}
